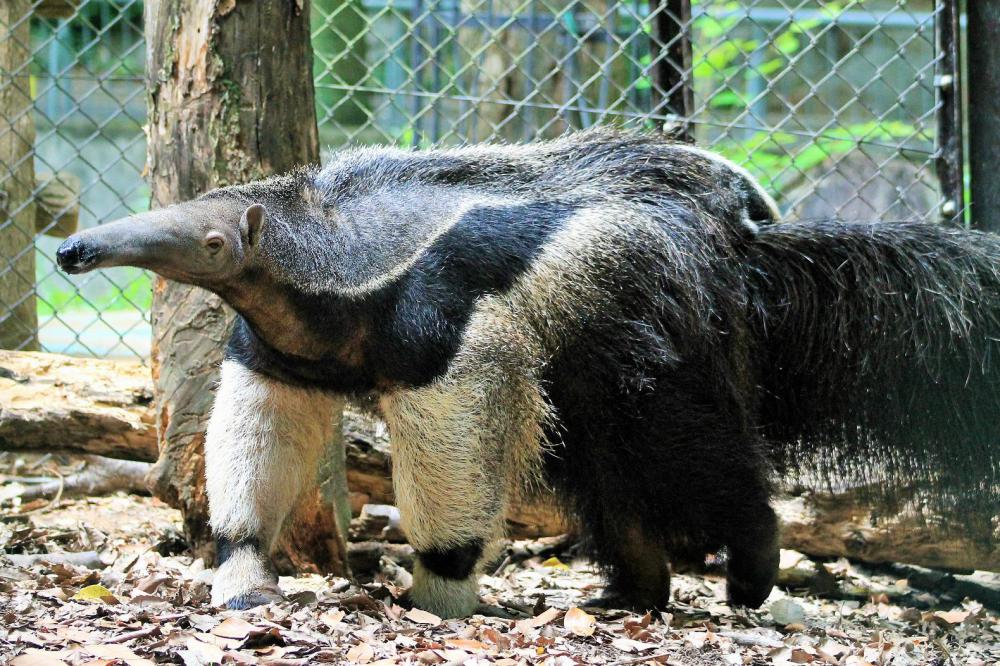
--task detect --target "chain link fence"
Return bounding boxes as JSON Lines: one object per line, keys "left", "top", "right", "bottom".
{"left": 2, "top": 0, "right": 959, "bottom": 361}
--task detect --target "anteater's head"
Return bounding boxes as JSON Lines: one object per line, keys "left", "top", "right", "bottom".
{"left": 56, "top": 196, "right": 265, "bottom": 289}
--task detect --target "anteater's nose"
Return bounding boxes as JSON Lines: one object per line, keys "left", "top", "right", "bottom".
{"left": 56, "top": 237, "right": 90, "bottom": 274}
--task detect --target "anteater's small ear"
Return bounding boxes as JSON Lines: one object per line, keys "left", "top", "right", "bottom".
{"left": 239, "top": 204, "right": 266, "bottom": 250}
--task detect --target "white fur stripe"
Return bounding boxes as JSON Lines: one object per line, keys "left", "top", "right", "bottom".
{"left": 669, "top": 143, "right": 781, "bottom": 223}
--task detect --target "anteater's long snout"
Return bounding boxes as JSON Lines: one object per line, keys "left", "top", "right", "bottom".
{"left": 55, "top": 209, "right": 184, "bottom": 276}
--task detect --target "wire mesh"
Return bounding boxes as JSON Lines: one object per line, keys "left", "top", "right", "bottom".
{"left": 1, "top": 0, "right": 148, "bottom": 359}
{"left": 1, "top": 0, "right": 956, "bottom": 361}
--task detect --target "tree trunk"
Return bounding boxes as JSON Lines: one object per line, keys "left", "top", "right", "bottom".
{"left": 143, "top": 0, "right": 350, "bottom": 575}
{"left": 0, "top": 1, "right": 38, "bottom": 351}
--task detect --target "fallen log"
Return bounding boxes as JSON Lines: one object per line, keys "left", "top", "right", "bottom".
{"left": 340, "top": 416, "right": 1000, "bottom": 571}
{"left": 776, "top": 490, "right": 1000, "bottom": 573}
{"left": 4, "top": 551, "right": 102, "bottom": 569}
{"left": 0, "top": 351, "right": 157, "bottom": 462}
{"left": 1, "top": 351, "right": 997, "bottom": 572}
{"left": 4, "top": 455, "right": 152, "bottom": 502}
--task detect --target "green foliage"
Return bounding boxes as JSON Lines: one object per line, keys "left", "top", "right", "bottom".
{"left": 37, "top": 270, "right": 152, "bottom": 316}
{"left": 714, "top": 121, "right": 920, "bottom": 195}
{"left": 691, "top": 0, "right": 847, "bottom": 112}
{"left": 679, "top": 0, "right": 927, "bottom": 201}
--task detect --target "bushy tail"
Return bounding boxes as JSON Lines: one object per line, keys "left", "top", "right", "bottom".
{"left": 747, "top": 220, "right": 1000, "bottom": 535}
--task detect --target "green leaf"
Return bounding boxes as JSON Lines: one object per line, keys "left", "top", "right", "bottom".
{"left": 709, "top": 90, "right": 745, "bottom": 109}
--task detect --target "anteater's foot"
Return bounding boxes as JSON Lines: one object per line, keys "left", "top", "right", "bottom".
{"left": 211, "top": 546, "right": 283, "bottom": 610}
{"left": 726, "top": 571, "right": 775, "bottom": 609}
{"left": 224, "top": 586, "right": 283, "bottom": 610}
{"left": 725, "top": 515, "right": 780, "bottom": 609}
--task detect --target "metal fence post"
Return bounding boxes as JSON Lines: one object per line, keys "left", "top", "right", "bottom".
{"left": 935, "top": 0, "right": 963, "bottom": 224}
{"left": 968, "top": 2, "right": 1000, "bottom": 231}
{"left": 651, "top": 0, "right": 694, "bottom": 141}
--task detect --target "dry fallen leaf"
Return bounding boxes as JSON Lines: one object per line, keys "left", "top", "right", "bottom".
{"left": 10, "top": 651, "right": 69, "bottom": 666}
{"left": 844, "top": 657, "right": 877, "bottom": 666}
{"left": 320, "top": 609, "right": 346, "bottom": 628}
{"left": 563, "top": 607, "right": 596, "bottom": 637}
{"left": 36, "top": 588, "right": 70, "bottom": 602}
{"left": 933, "top": 609, "right": 971, "bottom": 625}
{"left": 541, "top": 556, "right": 570, "bottom": 570}
{"left": 515, "top": 606, "right": 562, "bottom": 633}
{"left": 3, "top": 477, "right": 998, "bottom": 666}
{"left": 404, "top": 607, "right": 443, "bottom": 625}
{"left": 789, "top": 647, "right": 816, "bottom": 663}
{"left": 211, "top": 615, "right": 259, "bottom": 639}
{"left": 346, "top": 642, "right": 375, "bottom": 664}
{"left": 83, "top": 644, "right": 155, "bottom": 666}
{"left": 135, "top": 573, "right": 171, "bottom": 593}
{"left": 444, "top": 638, "right": 488, "bottom": 651}
{"left": 612, "top": 637, "right": 660, "bottom": 653}
{"left": 178, "top": 635, "right": 227, "bottom": 666}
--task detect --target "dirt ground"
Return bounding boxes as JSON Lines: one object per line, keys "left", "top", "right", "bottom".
{"left": 1, "top": 493, "right": 997, "bottom": 666}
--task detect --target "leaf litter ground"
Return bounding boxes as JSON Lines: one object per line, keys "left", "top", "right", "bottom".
{"left": 1, "top": 494, "right": 998, "bottom": 665}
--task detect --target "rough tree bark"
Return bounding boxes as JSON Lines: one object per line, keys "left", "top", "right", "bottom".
{"left": 0, "top": 1, "right": 38, "bottom": 351}
{"left": 144, "top": 0, "right": 350, "bottom": 575}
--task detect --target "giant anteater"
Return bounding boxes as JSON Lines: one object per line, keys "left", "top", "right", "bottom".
{"left": 56, "top": 129, "right": 1000, "bottom": 617}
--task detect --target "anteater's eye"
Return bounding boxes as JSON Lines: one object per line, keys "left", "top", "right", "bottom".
{"left": 204, "top": 232, "right": 225, "bottom": 254}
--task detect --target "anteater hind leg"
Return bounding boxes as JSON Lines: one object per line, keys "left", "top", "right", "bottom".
{"left": 584, "top": 519, "right": 672, "bottom": 611}
{"left": 724, "top": 501, "right": 780, "bottom": 608}
{"left": 206, "top": 360, "right": 338, "bottom": 609}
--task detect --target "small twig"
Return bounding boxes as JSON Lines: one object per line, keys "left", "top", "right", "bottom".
{"left": 491, "top": 554, "right": 512, "bottom": 576}
{"left": 15, "top": 466, "right": 65, "bottom": 516}
{"left": 26, "top": 453, "right": 53, "bottom": 472}
{"left": 617, "top": 652, "right": 673, "bottom": 665}
{"left": 121, "top": 544, "right": 156, "bottom": 574}
{"left": 5, "top": 551, "right": 103, "bottom": 569}
{"left": 0, "top": 475, "right": 59, "bottom": 484}
{"left": 496, "top": 598, "right": 534, "bottom": 617}
{"left": 716, "top": 631, "right": 784, "bottom": 648}
{"left": 106, "top": 625, "right": 161, "bottom": 644}
{"left": 45, "top": 464, "right": 65, "bottom": 506}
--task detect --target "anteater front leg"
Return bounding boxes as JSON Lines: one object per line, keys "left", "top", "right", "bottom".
{"left": 381, "top": 364, "right": 544, "bottom": 618}
{"left": 205, "top": 359, "right": 337, "bottom": 609}
{"left": 382, "top": 390, "right": 505, "bottom": 617}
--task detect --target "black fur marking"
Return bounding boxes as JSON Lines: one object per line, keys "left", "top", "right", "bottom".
{"left": 417, "top": 540, "right": 484, "bottom": 580}
{"left": 214, "top": 534, "right": 277, "bottom": 579}
{"left": 226, "top": 201, "right": 571, "bottom": 392}
{"left": 215, "top": 534, "right": 262, "bottom": 567}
